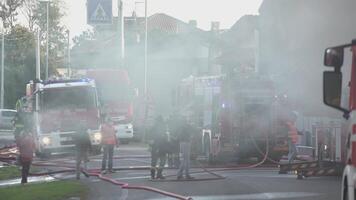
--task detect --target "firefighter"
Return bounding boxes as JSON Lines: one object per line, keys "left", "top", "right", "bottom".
{"left": 177, "top": 117, "right": 194, "bottom": 180}
{"left": 167, "top": 114, "right": 181, "bottom": 168}
{"left": 18, "top": 130, "right": 35, "bottom": 184}
{"left": 13, "top": 98, "right": 27, "bottom": 142}
{"left": 148, "top": 116, "right": 169, "bottom": 179}
{"left": 73, "top": 121, "right": 92, "bottom": 180}
{"left": 287, "top": 121, "right": 298, "bottom": 163}
{"left": 101, "top": 115, "right": 118, "bottom": 174}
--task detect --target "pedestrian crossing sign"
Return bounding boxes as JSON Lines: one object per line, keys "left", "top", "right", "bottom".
{"left": 87, "top": 0, "right": 112, "bottom": 25}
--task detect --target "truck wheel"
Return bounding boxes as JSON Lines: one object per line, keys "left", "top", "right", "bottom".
{"left": 204, "top": 135, "right": 212, "bottom": 163}
{"left": 91, "top": 146, "right": 102, "bottom": 155}
{"left": 120, "top": 139, "right": 129, "bottom": 144}
{"left": 36, "top": 151, "right": 51, "bottom": 160}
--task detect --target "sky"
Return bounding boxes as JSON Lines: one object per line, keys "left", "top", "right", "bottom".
{"left": 63, "top": 0, "right": 263, "bottom": 38}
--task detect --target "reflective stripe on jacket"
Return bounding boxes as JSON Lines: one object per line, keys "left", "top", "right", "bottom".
{"left": 287, "top": 122, "right": 298, "bottom": 144}
{"left": 101, "top": 124, "right": 117, "bottom": 145}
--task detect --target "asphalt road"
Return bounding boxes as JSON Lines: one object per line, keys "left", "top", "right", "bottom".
{"left": 0, "top": 141, "right": 342, "bottom": 200}
{"left": 78, "top": 144, "right": 341, "bottom": 200}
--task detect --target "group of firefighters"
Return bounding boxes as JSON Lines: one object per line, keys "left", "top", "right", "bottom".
{"left": 11, "top": 95, "right": 301, "bottom": 184}
{"left": 11, "top": 95, "right": 198, "bottom": 182}
{"left": 148, "top": 115, "right": 196, "bottom": 180}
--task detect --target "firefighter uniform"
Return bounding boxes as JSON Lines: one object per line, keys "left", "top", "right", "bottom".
{"left": 149, "top": 117, "right": 169, "bottom": 179}
{"left": 13, "top": 98, "right": 27, "bottom": 142}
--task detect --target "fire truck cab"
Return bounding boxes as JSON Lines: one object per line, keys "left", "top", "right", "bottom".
{"left": 26, "top": 78, "right": 102, "bottom": 157}
{"left": 323, "top": 39, "right": 356, "bottom": 200}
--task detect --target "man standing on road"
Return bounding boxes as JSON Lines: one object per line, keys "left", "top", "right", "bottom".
{"left": 148, "top": 116, "right": 169, "bottom": 179}
{"left": 73, "top": 122, "right": 92, "bottom": 180}
{"left": 177, "top": 118, "right": 194, "bottom": 180}
{"left": 287, "top": 121, "right": 298, "bottom": 163}
{"left": 167, "top": 114, "right": 181, "bottom": 168}
{"left": 18, "top": 130, "right": 35, "bottom": 184}
{"left": 101, "top": 116, "right": 118, "bottom": 174}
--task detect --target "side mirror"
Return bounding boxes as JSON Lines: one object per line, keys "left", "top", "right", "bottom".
{"left": 323, "top": 71, "right": 348, "bottom": 114}
{"left": 324, "top": 47, "right": 344, "bottom": 68}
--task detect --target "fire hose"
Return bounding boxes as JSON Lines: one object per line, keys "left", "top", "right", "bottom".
{"left": 0, "top": 158, "right": 193, "bottom": 200}
{"left": 0, "top": 131, "right": 273, "bottom": 200}
{"left": 0, "top": 150, "right": 193, "bottom": 200}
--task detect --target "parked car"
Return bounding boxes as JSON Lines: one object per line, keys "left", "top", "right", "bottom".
{"left": 0, "top": 109, "right": 17, "bottom": 130}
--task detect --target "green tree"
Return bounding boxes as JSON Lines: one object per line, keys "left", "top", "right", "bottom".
{"left": 0, "top": 0, "right": 24, "bottom": 30}
{"left": 34, "top": 0, "right": 67, "bottom": 74}
{"left": 0, "top": 0, "right": 68, "bottom": 108}
{"left": 2, "top": 26, "right": 36, "bottom": 108}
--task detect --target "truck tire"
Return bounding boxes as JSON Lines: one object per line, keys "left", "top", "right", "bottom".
{"left": 91, "top": 146, "right": 102, "bottom": 155}
{"left": 204, "top": 135, "right": 213, "bottom": 163}
{"left": 36, "top": 151, "right": 51, "bottom": 160}
{"left": 120, "top": 139, "right": 130, "bottom": 144}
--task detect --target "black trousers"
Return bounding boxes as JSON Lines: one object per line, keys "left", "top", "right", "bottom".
{"left": 21, "top": 161, "right": 31, "bottom": 184}
{"left": 151, "top": 147, "right": 166, "bottom": 170}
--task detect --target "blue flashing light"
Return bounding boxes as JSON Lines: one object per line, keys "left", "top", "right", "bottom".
{"left": 44, "top": 78, "right": 93, "bottom": 85}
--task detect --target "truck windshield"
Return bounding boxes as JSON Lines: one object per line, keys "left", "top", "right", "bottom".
{"left": 41, "top": 86, "right": 97, "bottom": 110}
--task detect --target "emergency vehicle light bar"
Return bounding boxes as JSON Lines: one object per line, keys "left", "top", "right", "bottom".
{"left": 43, "top": 78, "right": 93, "bottom": 85}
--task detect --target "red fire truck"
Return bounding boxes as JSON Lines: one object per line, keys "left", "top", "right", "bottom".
{"left": 323, "top": 39, "right": 356, "bottom": 200}
{"left": 175, "top": 73, "right": 292, "bottom": 162}
{"left": 85, "top": 69, "right": 134, "bottom": 143}
{"left": 26, "top": 78, "right": 102, "bottom": 157}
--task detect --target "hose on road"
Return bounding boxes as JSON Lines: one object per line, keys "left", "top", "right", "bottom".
{"left": 0, "top": 132, "right": 273, "bottom": 200}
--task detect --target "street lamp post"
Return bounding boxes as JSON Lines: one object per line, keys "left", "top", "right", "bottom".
{"left": 1, "top": 27, "right": 4, "bottom": 109}
{"left": 144, "top": 0, "right": 148, "bottom": 96}
{"left": 143, "top": 0, "right": 148, "bottom": 141}
{"left": 66, "top": 30, "right": 70, "bottom": 77}
{"left": 0, "top": 0, "right": 5, "bottom": 110}
{"left": 118, "top": 0, "right": 125, "bottom": 67}
{"left": 39, "top": 0, "right": 50, "bottom": 80}
{"left": 45, "top": 1, "right": 49, "bottom": 80}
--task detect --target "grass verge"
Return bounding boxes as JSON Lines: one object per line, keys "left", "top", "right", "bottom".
{"left": 0, "top": 180, "right": 88, "bottom": 200}
{"left": 0, "top": 165, "right": 42, "bottom": 180}
{"left": 0, "top": 166, "right": 21, "bottom": 180}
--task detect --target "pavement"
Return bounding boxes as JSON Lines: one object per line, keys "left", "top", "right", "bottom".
{"left": 0, "top": 142, "right": 342, "bottom": 200}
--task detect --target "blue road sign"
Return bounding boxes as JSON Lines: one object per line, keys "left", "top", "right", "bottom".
{"left": 87, "top": 0, "right": 113, "bottom": 25}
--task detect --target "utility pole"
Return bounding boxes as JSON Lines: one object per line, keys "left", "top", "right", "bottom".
{"left": 1, "top": 28, "right": 4, "bottom": 109}
{"left": 143, "top": 0, "right": 148, "bottom": 141}
{"left": 66, "top": 30, "right": 70, "bottom": 77}
{"left": 35, "top": 30, "right": 41, "bottom": 134}
{"left": 45, "top": 1, "right": 49, "bottom": 80}
{"left": 36, "top": 30, "right": 41, "bottom": 81}
{"left": 118, "top": 0, "right": 125, "bottom": 67}
{"left": 1, "top": 0, "right": 5, "bottom": 109}
{"left": 144, "top": 0, "right": 148, "bottom": 96}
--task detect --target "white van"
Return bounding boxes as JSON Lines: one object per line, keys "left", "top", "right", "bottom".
{"left": 0, "top": 109, "right": 17, "bottom": 130}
